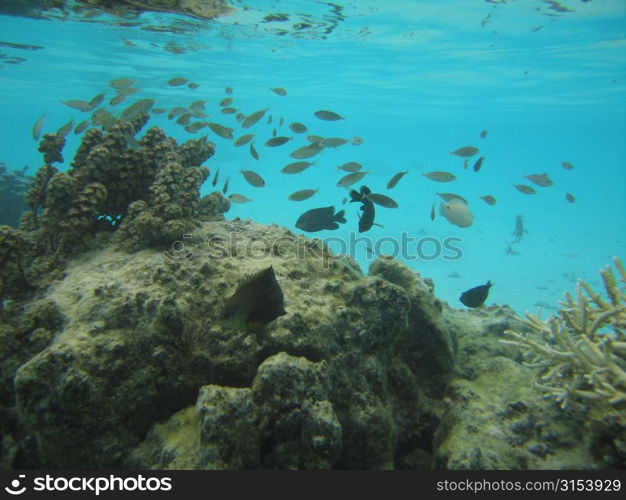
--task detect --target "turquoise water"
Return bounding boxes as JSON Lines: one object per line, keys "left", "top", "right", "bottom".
{"left": 1, "top": 0, "right": 625, "bottom": 314}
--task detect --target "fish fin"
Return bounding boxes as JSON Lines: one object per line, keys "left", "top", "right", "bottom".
{"left": 335, "top": 209, "right": 346, "bottom": 224}
{"left": 373, "top": 223, "right": 384, "bottom": 228}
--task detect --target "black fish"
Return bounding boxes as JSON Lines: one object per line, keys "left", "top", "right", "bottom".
{"left": 459, "top": 281, "right": 493, "bottom": 308}
{"left": 357, "top": 200, "right": 375, "bottom": 233}
{"left": 296, "top": 206, "right": 346, "bottom": 232}
{"left": 349, "top": 185, "right": 371, "bottom": 203}
{"left": 220, "top": 266, "right": 286, "bottom": 331}
{"left": 349, "top": 185, "right": 376, "bottom": 232}
{"left": 472, "top": 156, "right": 485, "bottom": 172}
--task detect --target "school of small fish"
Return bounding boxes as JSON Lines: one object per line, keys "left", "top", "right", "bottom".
{"left": 29, "top": 76, "right": 579, "bottom": 293}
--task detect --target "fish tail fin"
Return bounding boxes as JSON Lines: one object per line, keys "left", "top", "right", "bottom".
{"left": 335, "top": 209, "right": 346, "bottom": 224}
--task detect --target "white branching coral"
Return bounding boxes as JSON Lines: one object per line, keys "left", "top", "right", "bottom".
{"left": 501, "top": 256, "right": 626, "bottom": 411}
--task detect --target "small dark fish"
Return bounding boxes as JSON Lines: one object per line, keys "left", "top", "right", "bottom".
{"left": 168, "top": 107, "right": 187, "bottom": 120}
{"left": 296, "top": 206, "right": 346, "bottom": 232}
{"left": 110, "top": 94, "right": 127, "bottom": 106}
{"left": 219, "top": 266, "right": 286, "bottom": 331}
{"left": 524, "top": 173, "right": 553, "bottom": 187}
{"left": 188, "top": 82, "right": 199, "bottom": 89}
{"left": 109, "top": 78, "right": 135, "bottom": 89}
{"left": 92, "top": 108, "right": 116, "bottom": 130}
{"left": 242, "top": 108, "right": 269, "bottom": 129}
{"left": 450, "top": 146, "right": 479, "bottom": 158}
{"left": 281, "top": 161, "right": 315, "bottom": 174}
{"left": 288, "top": 189, "right": 318, "bottom": 201}
{"left": 463, "top": 159, "right": 468, "bottom": 170}
{"left": 314, "top": 110, "right": 344, "bottom": 121}
{"left": 278, "top": 117, "right": 284, "bottom": 127}
{"left": 241, "top": 169, "right": 265, "bottom": 187}
{"left": 289, "top": 122, "right": 307, "bottom": 134}
{"left": 513, "top": 184, "right": 536, "bottom": 195}
{"left": 74, "top": 120, "right": 90, "bottom": 135}
{"left": 364, "top": 193, "right": 398, "bottom": 208}
{"left": 212, "top": 167, "right": 219, "bottom": 187}
{"left": 116, "top": 86, "right": 140, "bottom": 97}
{"left": 62, "top": 99, "right": 92, "bottom": 112}
{"left": 265, "top": 136, "right": 292, "bottom": 147}
{"left": 319, "top": 137, "right": 348, "bottom": 148}
{"left": 222, "top": 177, "right": 229, "bottom": 195}
{"left": 190, "top": 100, "right": 206, "bottom": 111}
{"left": 459, "top": 281, "right": 493, "bottom": 308}
{"left": 306, "top": 135, "right": 324, "bottom": 144}
{"left": 338, "top": 162, "right": 362, "bottom": 172}
{"left": 270, "top": 87, "right": 287, "bottom": 96}
{"left": 207, "top": 122, "right": 234, "bottom": 139}
{"left": 272, "top": 128, "right": 277, "bottom": 137}
{"left": 176, "top": 113, "right": 192, "bottom": 126}
{"left": 472, "top": 156, "right": 485, "bottom": 172}
{"left": 349, "top": 185, "right": 371, "bottom": 203}
{"left": 351, "top": 136, "right": 363, "bottom": 145}
{"left": 423, "top": 171, "right": 456, "bottom": 182}
{"left": 267, "top": 115, "right": 273, "bottom": 124}
{"left": 168, "top": 77, "right": 188, "bottom": 86}
{"left": 221, "top": 107, "right": 238, "bottom": 114}
{"left": 250, "top": 142, "right": 259, "bottom": 160}
{"left": 480, "top": 195, "right": 496, "bottom": 206}
{"left": 289, "top": 144, "right": 323, "bottom": 159}
{"left": 565, "top": 192, "right": 576, "bottom": 203}
{"left": 337, "top": 171, "right": 368, "bottom": 187}
{"left": 89, "top": 93, "right": 105, "bottom": 109}
{"left": 184, "top": 121, "right": 208, "bottom": 133}
{"left": 120, "top": 98, "right": 155, "bottom": 120}
{"left": 480, "top": 129, "right": 488, "bottom": 139}
{"left": 32, "top": 113, "right": 46, "bottom": 140}
{"left": 228, "top": 194, "right": 252, "bottom": 204}
{"left": 56, "top": 118, "right": 74, "bottom": 138}
{"left": 220, "top": 97, "right": 233, "bottom": 107}
{"left": 430, "top": 202, "right": 436, "bottom": 221}
{"left": 561, "top": 161, "right": 574, "bottom": 170}
{"left": 386, "top": 171, "right": 408, "bottom": 189}
{"left": 357, "top": 200, "right": 376, "bottom": 233}
{"left": 225, "top": 87, "right": 233, "bottom": 94}
{"left": 234, "top": 134, "right": 255, "bottom": 147}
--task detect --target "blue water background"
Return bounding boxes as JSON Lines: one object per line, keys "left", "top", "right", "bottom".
{"left": 1, "top": 0, "right": 625, "bottom": 314}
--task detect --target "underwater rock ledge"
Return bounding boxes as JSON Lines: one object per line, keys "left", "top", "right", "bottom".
{"left": 8, "top": 218, "right": 455, "bottom": 469}
{"left": 3, "top": 216, "right": 619, "bottom": 469}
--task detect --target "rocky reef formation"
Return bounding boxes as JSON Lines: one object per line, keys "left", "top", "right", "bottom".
{"left": 3, "top": 213, "right": 622, "bottom": 468}
{"left": 502, "top": 258, "right": 626, "bottom": 467}
{"left": 0, "top": 163, "right": 32, "bottom": 228}
{"left": 0, "top": 111, "right": 224, "bottom": 304}
{"left": 3, "top": 220, "right": 454, "bottom": 468}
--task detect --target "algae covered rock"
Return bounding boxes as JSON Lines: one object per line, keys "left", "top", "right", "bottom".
{"left": 10, "top": 218, "right": 456, "bottom": 469}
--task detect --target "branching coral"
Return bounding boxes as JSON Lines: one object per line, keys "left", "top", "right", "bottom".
{"left": 501, "top": 257, "right": 626, "bottom": 411}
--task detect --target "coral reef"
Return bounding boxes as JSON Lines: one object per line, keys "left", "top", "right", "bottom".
{"left": 501, "top": 257, "right": 625, "bottom": 409}
{"left": 501, "top": 257, "right": 626, "bottom": 466}
{"left": 0, "top": 111, "right": 223, "bottom": 303}
{"left": 0, "top": 163, "right": 32, "bottom": 228}
{"left": 6, "top": 219, "right": 454, "bottom": 469}
{"left": 432, "top": 306, "right": 594, "bottom": 469}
